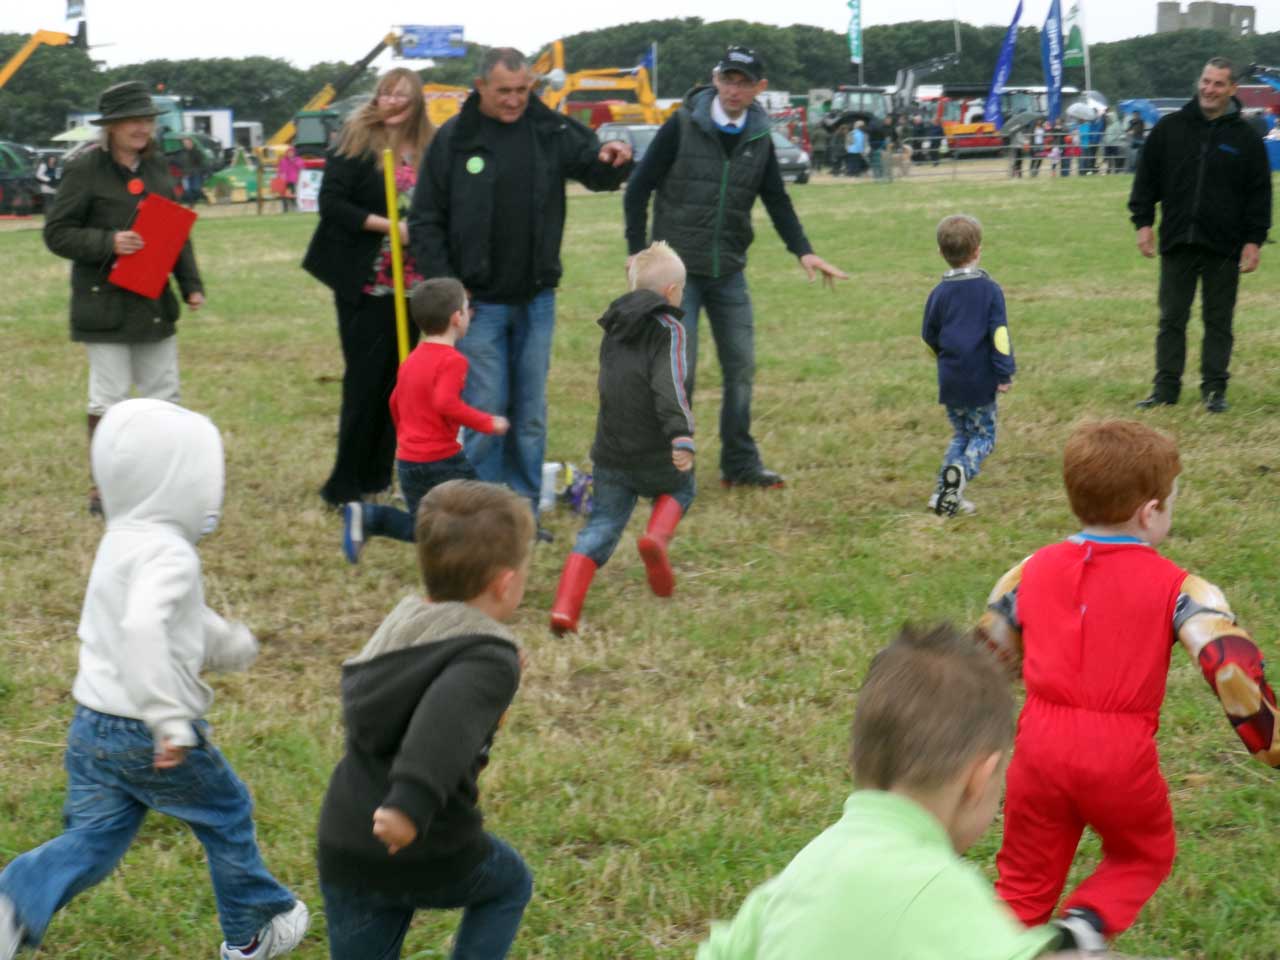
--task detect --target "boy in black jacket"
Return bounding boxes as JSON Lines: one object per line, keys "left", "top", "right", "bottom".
{"left": 318, "top": 480, "right": 534, "bottom": 960}
{"left": 550, "top": 242, "right": 696, "bottom": 634}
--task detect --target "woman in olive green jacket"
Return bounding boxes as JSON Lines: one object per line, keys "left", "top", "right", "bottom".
{"left": 43, "top": 81, "right": 204, "bottom": 515}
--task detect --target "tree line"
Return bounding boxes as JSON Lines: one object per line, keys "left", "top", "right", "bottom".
{"left": 3, "top": 19, "right": 1279, "bottom": 143}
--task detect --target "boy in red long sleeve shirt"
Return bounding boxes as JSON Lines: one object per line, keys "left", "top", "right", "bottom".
{"left": 342, "top": 278, "right": 508, "bottom": 562}
{"left": 979, "top": 419, "right": 1280, "bottom": 951}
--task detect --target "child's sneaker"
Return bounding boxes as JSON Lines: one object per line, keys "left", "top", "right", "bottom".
{"left": 0, "top": 895, "right": 22, "bottom": 960}
{"left": 927, "top": 492, "right": 976, "bottom": 515}
{"left": 341, "top": 502, "right": 364, "bottom": 564}
{"left": 935, "top": 464, "right": 967, "bottom": 517}
{"left": 220, "top": 900, "right": 309, "bottom": 960}
{"left": 1050, "top": 907, "right": 1106, "bottom": 953}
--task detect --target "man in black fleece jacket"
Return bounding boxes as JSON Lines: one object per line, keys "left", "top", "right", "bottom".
{"left": 317, "top": 480, "right": 534, "bottom": 960}
{"left": 550, "top": 242, "right": 696, "bottom": 634}
{"left": 1129, "top": 57, "right": 1272, "bottom": 414}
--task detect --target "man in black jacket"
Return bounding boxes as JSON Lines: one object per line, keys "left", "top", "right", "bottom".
{"left": 1129, "top": 57, "right": 1272, "bottom": 413}
{"left": 410, "top": 48, "right": 632, "bottom": 516}
{"left": 624, "top": 46, "right": 846, "bottom": 489}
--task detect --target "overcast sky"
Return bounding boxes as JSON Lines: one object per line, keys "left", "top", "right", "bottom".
{"left": 8, "top": 1, "right": 1182, "bottom": 70}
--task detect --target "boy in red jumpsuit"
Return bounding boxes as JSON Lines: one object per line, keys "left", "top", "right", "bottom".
{"left": 979, "top": 419, "right": 1280, "bottom": 951}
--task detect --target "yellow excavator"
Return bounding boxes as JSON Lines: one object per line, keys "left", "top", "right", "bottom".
{"left": 259, "top": 31, "right": 399, "bottom": 161}
{"left": 533, "top": 39, "right": 673, "bottom": 126}
{"left": 0, "top": 22, "right": 88, "bottom": 91}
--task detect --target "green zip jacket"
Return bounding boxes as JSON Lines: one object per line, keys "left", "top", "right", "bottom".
{"left": 44, "top": 144, "right": 202, "bottom": 344}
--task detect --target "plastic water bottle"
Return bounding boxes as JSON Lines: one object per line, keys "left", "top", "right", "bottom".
{"left": 539, "top": 462, "right": 562, "bottom": 514}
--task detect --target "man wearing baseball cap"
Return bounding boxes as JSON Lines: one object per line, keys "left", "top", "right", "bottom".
{"left": 624, "top": 46, "right": 847, "bottom": 489}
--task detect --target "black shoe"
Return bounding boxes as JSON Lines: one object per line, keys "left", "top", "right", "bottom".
{"left": 721, "top": 467, "right": 785, "bottom": 489}
{"left": 1134, "top": 394, "right": 1176, "bottom": 409}
{"left": 1203, "top": 391, "right": 1229, "bottom": 413}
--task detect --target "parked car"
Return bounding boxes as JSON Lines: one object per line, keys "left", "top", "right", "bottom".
{"left": 0, "top": 140, "right": 42, "bottom": 214}
{"left": 771, "top": 128, "right": 811, "bottom": 184}
{"left": 595, "top": 123, "right": 660, "bottom": 165}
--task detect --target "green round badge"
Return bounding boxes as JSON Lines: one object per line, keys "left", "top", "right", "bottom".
{"left": 466, "top": 156, "right": 485, "bottom": 174}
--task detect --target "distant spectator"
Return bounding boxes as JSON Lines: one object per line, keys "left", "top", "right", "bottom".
{"left": 1030, "top": 120, "right": 1046, "bottom": 177}
{"left": 35, "top": 153, "right": 61, "bottom": 202}
{"left": 846, "top": 120, "right": 868, "bottom": 177}
{"left": 178, "top": 137, "right": 205, "bottom": 207}
{"left": 277, "top": 145, "right": 302, "bottom": 212}
{"left": 1103, "top": 110, "right": 1127, "bottom": 173}
{"left": 1126, "top": 113, "right": 1146, "bottom": 172}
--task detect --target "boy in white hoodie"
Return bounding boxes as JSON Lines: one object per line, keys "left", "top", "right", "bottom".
{"left": 0, "top": 399, "right": 308, "bottom": 960}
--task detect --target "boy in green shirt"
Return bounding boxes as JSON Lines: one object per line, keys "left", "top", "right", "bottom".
{"left": 697, "top": 624, "right": 1062, "bottom": 960}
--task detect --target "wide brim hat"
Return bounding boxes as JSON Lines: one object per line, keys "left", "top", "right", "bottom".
{"left": 91, "top": 81, "right": 165, "bottom": 125}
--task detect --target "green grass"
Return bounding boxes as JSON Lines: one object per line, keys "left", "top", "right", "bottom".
{"left": 3, "top": 171, "right": 1280, "bottom": 958}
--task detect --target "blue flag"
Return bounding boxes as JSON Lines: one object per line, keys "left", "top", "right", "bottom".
{"left": 636, "top": 42, "right": 656, "bottom": 76}
{"left": 1041, "top": 0, "right": 1065, "bottom": 123}
{"left": 986, "top": 1, "right": 1023, "bottom": 130}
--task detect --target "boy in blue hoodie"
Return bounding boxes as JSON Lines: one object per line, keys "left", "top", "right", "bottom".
{"left": 922, "top": 214, "right": 1015, "bottom": 517}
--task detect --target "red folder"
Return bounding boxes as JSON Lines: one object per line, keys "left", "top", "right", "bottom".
{"left": 107, "top": 194, "right": 198, "bottom": 299}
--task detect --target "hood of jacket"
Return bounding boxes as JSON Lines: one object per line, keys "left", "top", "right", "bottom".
{"left": 598, "top": 289, "right": 682, "bottom": 343}
{"left": 91, "top": 398, "right": 224, "bottom": 543}
{"left": 1179, "top": 94, "right": 1243, "bottom": 126}
{"left": 451, "top": 88, "right": 571, "bottom": 151}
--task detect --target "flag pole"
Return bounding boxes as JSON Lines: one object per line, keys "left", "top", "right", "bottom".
{"left": 382, "top": 147, "right": 410, "bottom": 364}
{"left": 1082, "top": 3, "right": 1092, "bottom": 92}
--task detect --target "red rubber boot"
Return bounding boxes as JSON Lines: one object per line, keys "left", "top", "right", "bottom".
{"left": 637, "top": 495, "right": 684, "bottom": 597}
{"left": 550, "top": 552, "right": 598, "bottom": 635}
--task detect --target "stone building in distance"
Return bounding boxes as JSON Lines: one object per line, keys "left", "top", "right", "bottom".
{"left": 1156, "top": 2, "right": 1257, "bottom": 34}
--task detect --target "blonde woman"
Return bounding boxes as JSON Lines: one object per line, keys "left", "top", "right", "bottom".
{"left": 43, "top": 80, "right": 204, "bottom": 516}
{"left": 303, "top": 67, "right": 433, "bottom": 507}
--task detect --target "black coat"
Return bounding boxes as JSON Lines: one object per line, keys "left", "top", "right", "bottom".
{"left": 408, "top": 92, "right": 629, "bottom": 297}
{"left": 1129, "top": 98, "right": 1272, "bottom": 258}
{"left": 301, "top": 149, "right": 390, "bottom": 303}
{"left": 317, "top": 599, "right": 521, "bottom": 896}
{"left": 44, "top": 144, "right": 202, "bottom": 344}
{"left": 590, "top": 289, "right": 695, "bottom": 480}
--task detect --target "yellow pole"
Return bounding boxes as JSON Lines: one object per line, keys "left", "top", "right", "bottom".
{"left": 382, "top": 147, "right": 411, "bottom": 363}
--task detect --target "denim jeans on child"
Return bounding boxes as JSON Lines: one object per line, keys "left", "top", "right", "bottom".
{"left": 321, "top": 833, "right": 532, "bottom": 960}
{"left": 455, "top": 289, "right": 556, "bottom": 515}
{"left": 940, "top": 402, "right": 998, "bottom": 482}
{"left": 0, "top": 706, "right": 295, "bottom": 948}
{"left": 363, "top": 453, "right": 478, "bottom": 543}
{"left": 679, "top": 271, "right": 764, "bottom": 481}
{"left": 571, "top": 464, "right": 696, "bottom": 567}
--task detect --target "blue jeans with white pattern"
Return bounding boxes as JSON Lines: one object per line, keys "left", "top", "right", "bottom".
{"left": 940, "top": 402, "right": 998, "bottom": 483}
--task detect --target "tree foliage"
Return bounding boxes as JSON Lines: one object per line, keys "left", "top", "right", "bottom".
{"left": 2, "top": 21, "right": 1278, "bottom": 144}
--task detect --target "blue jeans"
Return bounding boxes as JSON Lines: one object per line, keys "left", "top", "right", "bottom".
{"left": 940, "top": 402, "right": 998, "bottom": 483}
{"left": 364, "top": 453, "right": 478, "bottom": 543}
{"left": 0, "top": 706, "right": 295, "bottom": 948}
{"left": 321, "top": 833, "right": 532, "bottom": 960}
{"left": 456, "top": 290, "right": 556, "bottom": 514}
{"left": 679, "top": 272, "right": 763, "bottom": 479}
{"left": 571, "top": 464, "right": 695, "bottom": 567}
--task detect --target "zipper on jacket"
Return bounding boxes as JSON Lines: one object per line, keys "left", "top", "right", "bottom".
{"left": 710, "top": 125, "right": 769, "bottom": 280}
{"left": 1188, "top": 122, "right": 1213, "bottom": 248}
{"left": 711, "top": 160, "right": 730, "bottom": 278}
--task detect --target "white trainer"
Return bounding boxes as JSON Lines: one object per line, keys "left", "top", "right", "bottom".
{"left": 220, "top": 900, "right": 310, "bottom": 960}
{"left": 0, "top": 896, "right": 22, "bottom": 960}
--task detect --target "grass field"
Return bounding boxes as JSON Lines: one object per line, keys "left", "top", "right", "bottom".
{"left": 2, "top": 170, "right": 1280, "bottom": 959}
